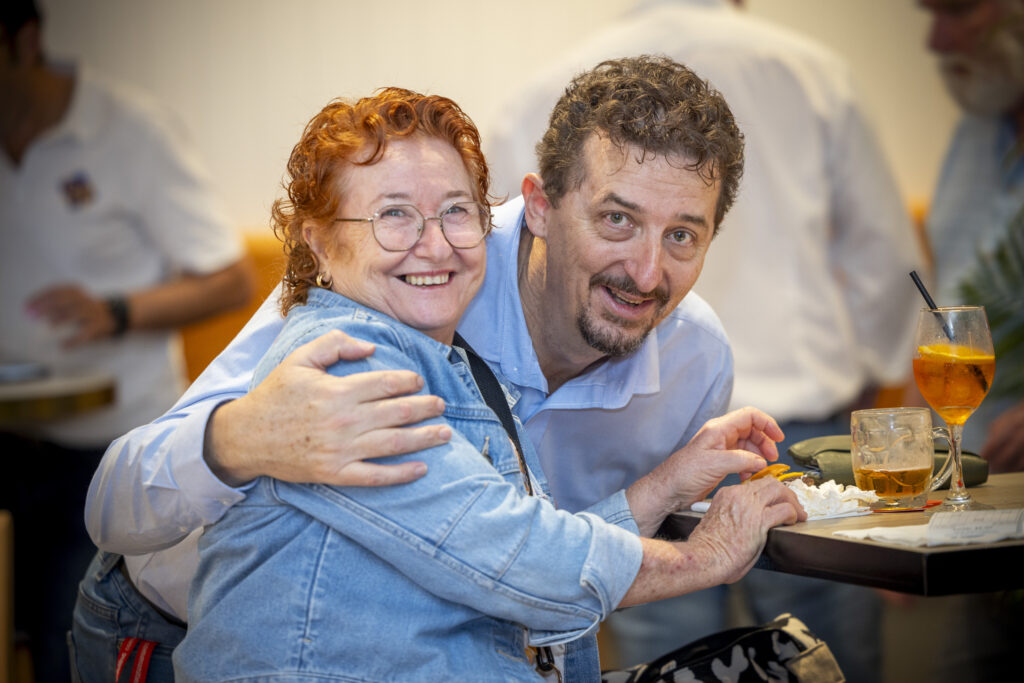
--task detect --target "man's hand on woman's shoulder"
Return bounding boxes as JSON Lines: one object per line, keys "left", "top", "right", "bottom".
{"left": 205, "top": 329, "right": 451, "bottom": 487}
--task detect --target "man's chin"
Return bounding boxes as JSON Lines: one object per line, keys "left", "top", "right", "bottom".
{"left": 941, "top": 62, "right": 1024, "bottom": 116}
{"left": 578, "top": 316, "right": 651, "bottom": 358}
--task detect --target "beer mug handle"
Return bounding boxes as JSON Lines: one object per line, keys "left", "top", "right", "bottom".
{"left": 929, "top": 426, "right": 954, "bottom": 492}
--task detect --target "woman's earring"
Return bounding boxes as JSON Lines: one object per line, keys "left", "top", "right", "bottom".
{"left": 315, "top": 272, "right": 332, "bottom": 288}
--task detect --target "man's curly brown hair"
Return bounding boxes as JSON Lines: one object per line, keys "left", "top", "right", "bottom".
{"left": 272, "top": 88, "right": 492, "bottom": 314}
{"left": 536, "top": 55, "right": 744, "bottom": 230}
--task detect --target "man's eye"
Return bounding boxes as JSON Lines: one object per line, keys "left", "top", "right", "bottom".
{"left": 605, "top": 212, "right": 631, "bottom": 228}
{"left": 668, "top": 230, "right": 694, "bottom": 246}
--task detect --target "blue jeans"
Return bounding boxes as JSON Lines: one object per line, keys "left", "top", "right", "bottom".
{"left": 68, "top": 551, "right": 185, "bottom": 683}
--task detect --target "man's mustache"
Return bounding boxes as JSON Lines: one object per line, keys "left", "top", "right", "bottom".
{"left": 590, "top": 274, "right": 670, "bottom": 306}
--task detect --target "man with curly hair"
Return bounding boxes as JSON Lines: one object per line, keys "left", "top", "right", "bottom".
{"left": 79, "top": 56, "right": 804, "bottom": 679}
{"left": 482, "top": 3, "right": 925, "bottom": 679}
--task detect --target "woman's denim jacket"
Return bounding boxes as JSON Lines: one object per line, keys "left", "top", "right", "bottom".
{"left": 174, "top": 289, "right": 643, "bottom": 682}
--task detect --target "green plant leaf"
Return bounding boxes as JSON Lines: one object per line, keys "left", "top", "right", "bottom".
{"left": 960, "top": 204, "right": 1024, "bottom": 399}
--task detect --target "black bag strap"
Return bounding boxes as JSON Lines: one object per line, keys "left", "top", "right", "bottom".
{"left": 452, "top": 333, "right": 534, "bottom": 494}
{"left": 452, "top": 333, "right": 556, "bottom": 678}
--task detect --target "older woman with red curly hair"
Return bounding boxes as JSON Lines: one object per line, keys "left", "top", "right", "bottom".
{"left": 171, "top": 88, "right": 643, "bottom": 681}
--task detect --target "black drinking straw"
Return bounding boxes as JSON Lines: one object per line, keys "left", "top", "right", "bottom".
{"left": 909, "top": 271, "right": 955, "bottom": 341}
{"left": 909, "top": 270, "right": 988, "bottom": 392}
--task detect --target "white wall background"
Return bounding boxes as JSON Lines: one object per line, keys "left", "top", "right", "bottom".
{"left": 40, "top": 0, "right": 959, "bottom": 231}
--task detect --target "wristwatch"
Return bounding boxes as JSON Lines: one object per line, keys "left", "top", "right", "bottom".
{"left": 105, "top": 296, "right": 130, "bottom": 337}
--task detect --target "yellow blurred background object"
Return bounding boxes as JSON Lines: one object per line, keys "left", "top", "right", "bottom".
{"left": 180, "top": 232, "right": 284, "bottom": 381}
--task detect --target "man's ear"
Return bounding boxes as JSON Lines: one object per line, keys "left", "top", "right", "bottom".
{"left": 13, "top": 19, "right": 43, "bottom": 67}
{"left": 521, "top": 173, "right": 552, "bottom": 239}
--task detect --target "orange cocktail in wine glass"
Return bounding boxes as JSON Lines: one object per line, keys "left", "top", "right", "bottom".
{"left": 912, "top": 306, "right": 995, "bottom": 508}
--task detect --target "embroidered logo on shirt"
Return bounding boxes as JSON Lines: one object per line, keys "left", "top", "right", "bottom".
{"left": 61, "top": 171, "right": 95, "bottom": 209}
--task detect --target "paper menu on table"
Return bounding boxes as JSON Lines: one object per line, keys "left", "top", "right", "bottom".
{"left": 927, "top": 509, "right": 1024, "bottom": 545}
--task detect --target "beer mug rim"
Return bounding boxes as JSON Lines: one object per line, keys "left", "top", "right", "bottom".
{"left": 852, "top": 407, "right": 931, "bottom": 419}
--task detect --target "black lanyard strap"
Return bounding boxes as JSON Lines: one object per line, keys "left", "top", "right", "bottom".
{"left": 452, "top": 333, "right": 535, "bottom": 492}
{"left": 452, "top": 332, "right": 557, "bottom": 680}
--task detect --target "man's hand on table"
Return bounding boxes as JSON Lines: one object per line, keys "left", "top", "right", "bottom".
{"left": 688, "top": 477, "right": 806, "bottom": 584}
{"left": 981, "top": 401, "right": 1024, "bottom": 473}
{"left": 206, "top": 330, "right": 450, "bottom": 487}
{"left": 626, "top": 407, "right": 785, "bottom": 536}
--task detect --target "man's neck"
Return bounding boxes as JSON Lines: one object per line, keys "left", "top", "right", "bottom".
{"left": 516, "top": 227, "right": 608, "bottom": 393}
{"left": 1, "top": 66, "right": 73, "bottom": 166}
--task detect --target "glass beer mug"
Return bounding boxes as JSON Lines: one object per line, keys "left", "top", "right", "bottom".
{"left": 851, "top": 407, "right": 956, "bottom": 509}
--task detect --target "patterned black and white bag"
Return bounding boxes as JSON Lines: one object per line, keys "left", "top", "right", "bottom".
{"left": 601, "top": 613, "right": 844, "bottom": 683}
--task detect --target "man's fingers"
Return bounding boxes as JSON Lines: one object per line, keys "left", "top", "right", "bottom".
{"left": 287, "top": 330, "right": 378, "bottom": 370}
{"left": 745, "top": 477, "right": 806, "bottom": 522}
{"left": 328, "top": 370, "right": 435, "bottom": 407}
{"left": 717, "top": 450, "right": 768, "bottom": 475}
{"left": 739, "top": 431, "right": 780, "bottom": 462}
{"left": 329, "top": 460, "right": 429, "bottom": 487}
{"left": 26, "top": 284, "right": 72, "bottom": 310}
{"left": 698, "top": 406, "right": 784, "bottom": 453}
{"left": 349, "top": 424, "right": 452, "bottom": 461}
{"left": 33, "top": 295, "right": 78, "bottom": 323}
{"left": 763, "top": 500, "right": 802, "bottom": 527}
{"left": 353, "top": 394, "right": 447, "bottom": 433}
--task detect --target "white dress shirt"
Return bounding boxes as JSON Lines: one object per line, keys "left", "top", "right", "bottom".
{"left": 0, "top": 65, "right": 242, "bottom": 446}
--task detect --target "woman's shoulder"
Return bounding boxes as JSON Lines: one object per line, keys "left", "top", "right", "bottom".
{"left": 253, "top": 289, "right": 453, "bottom": 386}
{"left": 284, "top": 292, "right": 405, "bottom": 349}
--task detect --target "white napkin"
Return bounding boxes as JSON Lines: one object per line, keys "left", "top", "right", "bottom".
{"left": 834, "top": 509, "right": 1024, "bottom": 547}
{"left": 784, "top": 479, "right": 877, "bottom": 519}
{"left": 832, "top": 523, "right": 931, "bottom": 546}
{"left": 689, "top": 479, "right": 876, "bottom": 521}
{"left": 688, "top": 500, "right": 871, "bottom": 520}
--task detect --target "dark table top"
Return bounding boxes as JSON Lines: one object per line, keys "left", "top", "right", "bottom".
{"left": 658, "top": 471, "right": 1024, "bottom": 596}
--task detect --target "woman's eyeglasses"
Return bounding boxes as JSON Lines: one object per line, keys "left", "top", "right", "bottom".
{"left": 335, "top": 202, "right": 491, "bottom": 252}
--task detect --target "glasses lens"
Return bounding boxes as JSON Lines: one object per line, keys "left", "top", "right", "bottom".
{"left": 374, "top": 205, "right": 422, "bottom": 250}
{"left": 441, "top": 202, "right": 486, "bottom": 248}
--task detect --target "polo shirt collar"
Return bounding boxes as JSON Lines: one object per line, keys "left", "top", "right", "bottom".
{"left": 39, "top": 63, "right": 101, "bottom": 145}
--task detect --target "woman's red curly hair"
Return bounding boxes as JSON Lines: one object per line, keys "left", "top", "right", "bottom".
{"left": 272, "top": 87, "right": 492, "bottom": 314}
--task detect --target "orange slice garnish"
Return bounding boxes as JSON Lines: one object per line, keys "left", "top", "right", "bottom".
{"left": 917, "top": 343, "right": 993, "bottom": 363}
{"left": 748, "top": 463, "right": 791, "bottom": 481}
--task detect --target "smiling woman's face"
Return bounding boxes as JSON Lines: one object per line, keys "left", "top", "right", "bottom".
{"left": 305, "top": 135, "right": 486, "bottom": 344}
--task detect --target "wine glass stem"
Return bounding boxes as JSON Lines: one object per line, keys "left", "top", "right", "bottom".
{"left": 945, "top": 422, "right": 971, "bottom": 504}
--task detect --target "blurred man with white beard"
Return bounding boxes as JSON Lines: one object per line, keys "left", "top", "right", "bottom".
{"left": 921, "top": 0, "right": 1024, "bottom": 471}
{"left": 916, "top": 2, "right": 1024, "bottom": 678}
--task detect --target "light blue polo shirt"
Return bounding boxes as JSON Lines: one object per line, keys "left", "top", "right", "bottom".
{"left": 460, "top": 197, "right": 735, "bottom": 513}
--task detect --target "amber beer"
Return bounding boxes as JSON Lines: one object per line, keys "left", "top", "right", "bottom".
{"left": 912, "top": 343, "right": 996, "bottom": 425}
{"left": 853, "top": 465, "right": 932, "bottom": 500}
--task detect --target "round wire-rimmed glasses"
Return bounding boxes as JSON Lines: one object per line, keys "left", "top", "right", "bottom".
{"left": 334, "top": 202, "right": 491, "bottom": 252}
